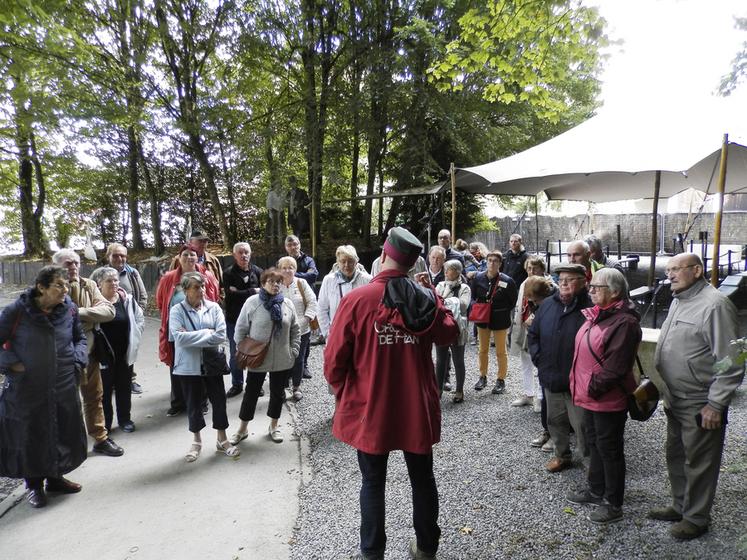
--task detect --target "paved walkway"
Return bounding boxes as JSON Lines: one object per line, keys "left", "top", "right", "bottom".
{"left": 0, "top": 317, "right": 303, "bottom": 560}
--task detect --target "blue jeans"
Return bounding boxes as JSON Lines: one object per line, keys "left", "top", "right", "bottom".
{"left": 357, "top": 450, "right": 440, "bottom": 556}
{"left": 226, "top": 321, "right": 244, "bottom": 388}
{"left": 289, "top": 332, "right": 311, "bottom": 387}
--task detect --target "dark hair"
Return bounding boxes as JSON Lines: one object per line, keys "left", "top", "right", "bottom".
{"left": 33, "top": 266, "right": 68, "bottom": 295}
{"left": 523, "top": 276, "right": 554, "bottom": 302}
{"left": 486, "top": 250, "right": 503, "bottom": 262}
{"left": 260, "top": 267, "right": 284, "bottom": 286}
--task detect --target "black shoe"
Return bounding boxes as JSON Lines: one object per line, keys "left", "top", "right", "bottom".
{"left": 474, "top": 376, "right": 487, "bottom": 391}
{"left": 166, "top": 407, "right": 184, "bottom": 417}
{"left": 302, "top": 370, "right": 312, "bottom": 379}
{"left": 491, "top": 379, "right": 506, "bottom": 394}
{"left": 120, "top": 421, "right": 136, "bottom": 433}
{"left": 131, "top": 381, "right": 143, "bottom": 394}
{"left": 26, "top": 488, "right": 47, "bottom": 508}
{"left": 46, "top": 477, "right": 82, "bottom": 494}
{"left": 567, "top": 488, "right": 603, "bottom": 506}
{"left": 93, "top": 437, "right": 124, "bottom": 457}
{"left": 226, "top": 385, "right": 243, "bottom": 398}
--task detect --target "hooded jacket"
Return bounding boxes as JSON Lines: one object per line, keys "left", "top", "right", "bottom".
{"left": 324, "top": 269, "right": 458, "bottom": 454}
{"left": 569, "top": 300, "right": 642, "bottom": 412}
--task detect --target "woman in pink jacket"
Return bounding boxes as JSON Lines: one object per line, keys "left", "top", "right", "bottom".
{"left": 568, "top": 268, "right": 641, "bottom": 525}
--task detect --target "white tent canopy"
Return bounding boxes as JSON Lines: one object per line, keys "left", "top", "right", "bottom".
{"left": 454, "top": 97, "right": 747, "bottom": 202}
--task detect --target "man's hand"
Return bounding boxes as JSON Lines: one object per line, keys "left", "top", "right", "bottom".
{"left": 699, "top": 403, "right": 722, "bottom": 430}
{"left": 415, "top": 272, "right": 432, "bottom": 288}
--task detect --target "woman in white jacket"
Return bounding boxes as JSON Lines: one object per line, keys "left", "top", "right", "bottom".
{"left": 317, "top": 245, "right": 372, "bottom": 338}
{"left": 90, "top": 267, "right": 144, "bottom": 434}
{"left": 169, "top": 272, "right": 238, "bottom": 462}
{"left": 231, "top": 268, "right": 300, "bottom": 445}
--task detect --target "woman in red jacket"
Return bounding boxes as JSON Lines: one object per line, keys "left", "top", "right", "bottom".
{"left": 568, "top": 267, "right": 641, "bottom": 525}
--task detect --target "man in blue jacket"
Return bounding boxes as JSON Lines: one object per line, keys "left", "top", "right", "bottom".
{"left": 527, "top": 263, "right": 592, "bottom": 473}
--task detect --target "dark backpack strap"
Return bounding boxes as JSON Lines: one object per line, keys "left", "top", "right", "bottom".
{"left": 179, "top": 302, "right": 198, "bottom": 331}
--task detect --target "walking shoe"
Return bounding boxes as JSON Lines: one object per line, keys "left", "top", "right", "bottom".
{"left": 302, "top": 369, "right": 312, "bottom": 379}
{"left": 443, "top": 381, "right": 453, "bottom": 392}
{"left": 351, "top": 551, "right": 384, "bottom": 560}
{"left": 131, "top": 381, "right": 143, "bottom": 394}
{"left": 292, "top": 387, "right": 303, "bottom": 401}
{"left": 589, "top": 503, "right": 623, "bottom": 524}
{"left": 226, "top": 385, "right": 243, "bottom": 398}
{"left": 45, "top": 476, "right": 82, "bottom": 494}
{"left": 530, "top": 431, "right": 550, "bottom": 448}
{"left": 491, "top": 379, "right": 505, "bottom": 394}
{"left": 166, "top": 407, "right": 184, "bottom": 417}
{"left": 408, "top": 539, "right": 437, "bottom": 559}
{"left": 93, "top": 437, "right": 124, "bottom": 457}
{"left": 647, "top": 506, "right": 682, "bottom": 522}
{"left": 473, "top": 376, "right": 488, "bottom": 391}
{"left": 120, "top": 421, "right": 136, "bottom": 433}
{"left": 670, "top": 520, "right": 708, "bottom": 540}
{"left": 541, "top": 439, "right": 554, "bottom": 453}
{"left": 511, "top": 395, "right": 532, "bottom": 407}
{"left": 545, "top": 457, "right": 570, "bottom": 473}
{"left": 452, "top": 391, "right": 464, "bottom": 403}
{"left": 567, "top": 488, "right": 603, "bottom": 506}
{"left": 26, "top": 488, "right": 47, "bottom": 508}
{"left": 268, "top": 424, "right": 283, "bottom": 443}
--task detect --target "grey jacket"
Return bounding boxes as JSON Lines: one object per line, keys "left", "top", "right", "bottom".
{"left": 655, "top": 279, "right": 743, "bottom": 411}
{"left": 235, "top": 295, "right": 300, "bottom": 372}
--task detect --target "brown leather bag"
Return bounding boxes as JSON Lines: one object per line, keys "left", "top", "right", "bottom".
{"left": 236, "top": 323, "right": 275, "bottom": 369}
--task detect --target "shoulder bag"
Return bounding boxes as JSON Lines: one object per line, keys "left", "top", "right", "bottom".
{"left": 468, "top": 277, "right": 497, "bottom": 323}
{"left": 180, "top": 303, "right": 229, "bottom": 376}
{"left": 93, "top": 325, "right": 115, "bottom": 367}
{"left": 298, "top": 278, "right": 320, "bottom": 331}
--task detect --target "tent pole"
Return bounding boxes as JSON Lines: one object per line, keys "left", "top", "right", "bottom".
{"left": 534, "top": 195, "right": 539, "bottom": 253}
{"left": 711, "top": 134, "right": 729, "bottom": 287}
{"left": 648, "top": 170, "right": 661, "bottom": 288}
{"left": 450, "top": 163, "right": 456, "bottom": 240}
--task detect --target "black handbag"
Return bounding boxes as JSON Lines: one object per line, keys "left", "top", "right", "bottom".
{"left": 92, "top": 325, "right": 114, "bottom": 367}
{"left": 180, "top": 303, "right": 229, "bottom": 376}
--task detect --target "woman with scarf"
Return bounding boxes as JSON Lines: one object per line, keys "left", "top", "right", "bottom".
{"left": 567, "top": 267, "right": 641, "bottom": 525}
{"left": 434, "top": 259, "right": 472, "bottom": 403}
{"left": 317, "top": 245, "right": 372, "bottom": 339}
{"left": 230, "top": 268, "right": 300, "bottom": 445}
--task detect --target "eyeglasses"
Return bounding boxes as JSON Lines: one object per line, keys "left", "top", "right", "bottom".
{"left": 665, "top": 264, "right": 697, "bottom": 275}
{"left": 557, "top": 277, "right": 584, "bottom": 285}
{"left": 589, "top": 284, "right": 609, "bottom": 290}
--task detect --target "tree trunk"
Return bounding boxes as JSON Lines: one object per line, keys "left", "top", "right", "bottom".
{"left": 127, "top": 125, "right": 144, "bottom": 249}
{"left": 218, "top": 132, "right": 238, "bottom": 243}
{"left": 137, "top": 138, "right": 165, "bottom": 254}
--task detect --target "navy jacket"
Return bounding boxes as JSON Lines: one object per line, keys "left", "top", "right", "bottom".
{"left": 294, "top": 252, "right": 318, "bottom": 285}
{"left": 527, "top": 289, "right": 592, "bottom": 393}
{"left": 470, "top": 272, "right": 518, "bottom": 330}
{"left": 223, "top": 263, "right": 263, "bottom": 323}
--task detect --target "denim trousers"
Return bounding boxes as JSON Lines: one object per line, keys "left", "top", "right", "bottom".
{"left": 357, "top": 450, "right": 440, "bottom": 556}
{"left": 584, "top": 408, "right": 627, "bottom": 507}
{"left": 289, "top": 332, "right": 311, "bottom": 388}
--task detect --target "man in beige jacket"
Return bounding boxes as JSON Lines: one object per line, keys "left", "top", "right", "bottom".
{"left": 53, "top": 250, "right": 124, "bottom": 456}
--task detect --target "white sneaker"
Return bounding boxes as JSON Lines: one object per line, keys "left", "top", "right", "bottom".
{"left": 268, "top": 424, "right": 283, "bottom": 443}
{"left": 541, "top": 439, "right": 554, "bottom": 453}
{"left": 510, "top": 396, "right": 532, "bottom": 407}
{"left": 533, "top": 397, "right": 542, "bottom": 413}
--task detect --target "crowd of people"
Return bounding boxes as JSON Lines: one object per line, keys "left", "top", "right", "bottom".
{"left": 0, "top": 227, "right": 742, "bottom": 559}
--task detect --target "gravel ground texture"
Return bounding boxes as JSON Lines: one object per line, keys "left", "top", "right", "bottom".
{"left": 290, "top": 341, "right": 747, "bottom": 560}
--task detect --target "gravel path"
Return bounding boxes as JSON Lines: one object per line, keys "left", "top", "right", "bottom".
{"left": 290, "top": 342, "right": 747, "bottom": 559}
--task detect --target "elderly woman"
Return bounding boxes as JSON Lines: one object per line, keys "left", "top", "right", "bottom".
{"left": 0, "top": 266, "right": 87, "bottom": 508}
{"left": 278, "top": 256, "right": 317, "bottom": 401}
{"left": 317, "top": 245, "right": 372, "bottom": 339}
{"left": 567, "top": 268, "right": 641, "bottom": 525}
{"left": 521, "top": 276, "right": 557, "bottom": 451}
{"left": 435, "top": 260, "right": 472, "bottom": 403}
{"left": 169, "top": 272, "right": 238, "bottom": 461}
{"left": 510, "top": 256, "right": 552, "bottom": 409}
{"left": 231, "top": 268, "right": 300, "bottom": 445}
{"left": 90, "top": 267, "right": 144, "bottom": 433}
{"left": 471, "top": 251, "right": 518, "bottom": 394}
{"left": 156, "top": 244, "right": 219, "bottom": 417}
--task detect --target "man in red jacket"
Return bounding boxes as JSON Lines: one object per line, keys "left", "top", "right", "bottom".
{"left": 325, "top": 227, "right": 458, "bottom": 560}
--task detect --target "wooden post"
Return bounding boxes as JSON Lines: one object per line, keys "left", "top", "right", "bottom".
{"left": 711, "top": 134, "right": 729, "bottom": 287}
{"left": 534, "top": 195, "right": 539, "bottom": 253}
{"left": 648, "top": 171, "right": 661, "bottom": 288}
{"left": 450, "top": 162, "right": 456, "bottom": 241}
{"left": 616, "top": 224, "right": 622, "bottom": 259}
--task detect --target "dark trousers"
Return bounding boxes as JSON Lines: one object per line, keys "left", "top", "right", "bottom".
{"left": 584, "top": 408, "right": 627, "bottom": 507}
{"left": 435, "top": 345, "right": 465, "bottom": 393}
{"left": 289, "top": 333, "right": 311, "bottom": 388}
{"left": 170, "top": 362, "right": 206, "bottom": 412}
{"left": 227, "top": 321, "right": 244, "bottom": 388}
{"left": 180, "top": 376, "right": 228, "bottom": 433}
{"left": 239, "top": 370, "right": 288, "bottom": 421}
{"left": 357, "top": 450, "right": 440, "bottom": 557}
{"left": 541, "top": 386, "right": 548, "bottom": 431}
{"left": 101, "top": 360, "right": 132, "bottom": 430}
{"left": 303, "top": 330, "right": 311, "bottom": 376}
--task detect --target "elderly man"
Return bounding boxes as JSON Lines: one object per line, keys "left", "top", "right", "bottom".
{"left": 427, "top": 246, "right": 447, "bottom": 286}
{"left": 584, "top": 235, "right": 622, "bottom": 273}
{"left": 648, "top": 254, "right": 743, "bottom": 540}
{"left": 52, "top": 249, "right": 123, "bottom": 457}
{"left": 223, "top": 242, "right": 263, "bottom": 397}
{"left": 325, "top": 227, "right": 458, "bottom": 560}
{"left": 107, "top": 242, "right": 147, "bottom": 394}
{"left": 564, "top": 240, "right": 592, "bottom": 281}
{"left": 285, "top": 235, "right": 318, "bottom": 285}
{"left": 528, "top": 263, "right": 591, "bottom": 473}
{"left": 502, "top": 234, "right": 529, "bottom": 287}
{"left": 171, "top": 230, "right": 223, "bottom": 293}
{"left": 436, "top": 229, "right": 465, "bottom": 265}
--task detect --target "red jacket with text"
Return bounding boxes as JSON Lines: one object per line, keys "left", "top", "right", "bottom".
{"left": 324, "top": 269, "right": 459, "bottom": 455}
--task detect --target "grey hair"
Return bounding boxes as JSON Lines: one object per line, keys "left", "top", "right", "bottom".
{"left": 285, "top": 235, "right": 300, "bottom": 245}
{"left": 180, "top": 271, "right": 205, "bottom": 291}
{"left": 584, "top": 235, "right": 602, "bottom": 252}
{"left": 567, "top": 240, "right": 590, "bottom": 255}
{"left": 90, "top": 266, "right": 119, "bottom": 286}
{"left": 233, "top": 242, "right": 251, "bottom": 253}
{"left": 469, "top": 241, "right": 489, "bottom": 257}
{"left": 336, "top": 245, "right": 359, "bottom": 262}
{"left": 444, "top": 259, "right": 463, "bottom": 274}
{"left": 51, "top": 248, "right": 80, "bottom": 265}
{"left": 593, "top": 267, "right": 629, "bottom": 299}
{"left": 428, "top": 245, "right": 446, "bottom": 259}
